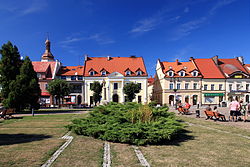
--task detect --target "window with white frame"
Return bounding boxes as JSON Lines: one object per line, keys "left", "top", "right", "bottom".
{"left": 169, "top": 83, "right": 174, "bottom": 89}
{"left": 137, "top": 71, "right": 142, "bottom": 76}
{"left": 246, "top": 84, "right": 249, "bottom": 91}
{"left": 204, "top": 84, "right": 208, "bottom": 90}
{"left": 125, "top": 70, "right": 131, "bottom": 76}
{"left": 168, "top": 71, "right": 174, "bottom": 77}
{"left": 179, "top": 71, "right": 185, "bottom": 77}
{"left": 177, "top": 83, "right": 181, "bottom": 89}
{"left": 192, "top": 71, "right": 198, "bottom": 77}
{"left": 185, "top": 83, "right": 189, "bottom": 89}
{"left": 211, "top": 84, "right": 215, "bottom": 90}
{"left": 219, "top": 84, "right": 223, "bottom": 90}
{"left": 229, "top": 84, "right": 232, "bottom": 91}
{"left": 101, "top": 71, "right": 106, "bottom": 76}
{"left": 193, "top": 83, "right": 198, "bottom": 89}
{"left": 89, "top": 71, "right": 95, "bottom": 76}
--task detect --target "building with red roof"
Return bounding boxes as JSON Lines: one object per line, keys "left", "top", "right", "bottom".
{"left": 84, "top": 55, "right": 148, "bottom": 105}
{"left": 56, "top": 65, "right": 84, "bottom": 105}
{"left": 215, "top": 56, "right": 250, "bottom": 103}
{"left": 154, "top": 59, "right": 202, "bottom": 106}
{"left": 32, "top": 39, "right": 61, "bottom": 107}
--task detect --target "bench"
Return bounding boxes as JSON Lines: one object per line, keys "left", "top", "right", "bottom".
{"left": 204, "top": 110, "right": 226, "bottom": 121}
{"left": 0, "top": 108, "right": 15, "bottom": 119}
{"left": 177, "top": 107, "right": 190, "bottom": 115}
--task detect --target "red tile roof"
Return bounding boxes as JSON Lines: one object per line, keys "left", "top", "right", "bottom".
{"left": 57, "top": 66, "right": 84, "bottom": 76}
{"left": 193, "top": 59, "right": 225, "bottom": 79}
{"left": 161, "top": 60, "right": 201, "bottom": 78}
{"left": 244, "top": 64, "right": 250, "bottom": 73}
{"left": 32, "top": 61, "right": 56, "bottom": 73}
{"left": 218, "top": 58, "right": 248, "bottom": 76}
{"left": 84, "top": 57, "right": 148, "bottom": 77}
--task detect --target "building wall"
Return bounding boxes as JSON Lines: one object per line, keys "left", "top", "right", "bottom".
{"left": 84, "top": 75, "right": 148, "bottom": 105}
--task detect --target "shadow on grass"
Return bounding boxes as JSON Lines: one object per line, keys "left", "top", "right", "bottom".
{"left": 0, "top": 134, "right": 52, "bottom": 146}
{"left": 161, "top": 129, "right": 194, "bottom": 146}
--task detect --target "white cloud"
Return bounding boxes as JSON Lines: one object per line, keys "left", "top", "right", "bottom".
{"left": 0, "top": 0, "right": 47, "bottom": 16}
{"left": 209, "top": 0, "right": 236, "bottom": 15}
{"left": 130, "top": 16, "right": 161, "bottom": 34}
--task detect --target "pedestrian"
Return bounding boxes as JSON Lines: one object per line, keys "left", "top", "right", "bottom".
{"left": 206, "top": 104, "right": 212, "bottom": 111}
{"left": 243, "top": 103, "right": 250, "bottom": 122}
{"left": 229, "top": 98, "right": 240, "bottom": 122}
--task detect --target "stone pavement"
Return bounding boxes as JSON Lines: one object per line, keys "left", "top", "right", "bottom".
{"left": 169, "top": 106, "right": 250, "bottom": 130}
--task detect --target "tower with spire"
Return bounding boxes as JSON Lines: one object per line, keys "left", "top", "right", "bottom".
{"left": 41, "top": 38, "right": 55, "bottom": 62}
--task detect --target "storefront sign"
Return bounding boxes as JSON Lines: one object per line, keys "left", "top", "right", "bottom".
{"left": 204, "top": 93, "right": 224, "bottom": 96}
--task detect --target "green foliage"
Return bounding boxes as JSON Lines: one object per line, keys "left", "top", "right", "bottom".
{"left": 47, "top": 79, "right": 71, "bottom": 106}
{"left": 148, "top": 101, "right": 158, "bottom": 108}
{"left": 123, "top": 82, "right": 141, "bottom": 102}
{"left": 0, "top": 41, "right": 22, "bottom": 100}
{"left": 0, "top": 42, "right": 40, "bottom": 110}
{"left": 90, "top": 81, "right": 103, "bottom": 104}
{"left": 68, "top": 103, "right": 184, "bottom": 145}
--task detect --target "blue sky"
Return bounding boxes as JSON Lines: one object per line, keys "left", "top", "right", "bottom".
{"left": 0, "top": 0, "right": 249, "bottom": 76}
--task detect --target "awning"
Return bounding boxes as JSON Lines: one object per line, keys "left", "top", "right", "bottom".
{"left": 41, "top": 92, "right": 50, "bottom": 96}
{"left": 204, "top": 93, "right": 224, "bottom": 97}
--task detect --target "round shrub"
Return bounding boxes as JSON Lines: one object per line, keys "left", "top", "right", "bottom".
{"left": 67, "top": 103, "right": 184, "bottom": 145}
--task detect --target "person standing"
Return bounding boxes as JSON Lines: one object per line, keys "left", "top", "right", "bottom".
{"left": 229, "top": 98, "right": 240, "bottom": 122}
{"left": 244, "top": 103, "right": 250, "bottom": 122}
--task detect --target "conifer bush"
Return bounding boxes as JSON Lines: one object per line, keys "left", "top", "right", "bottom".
{"left": 67, "top": 103, "right": 184, "bottom": 145}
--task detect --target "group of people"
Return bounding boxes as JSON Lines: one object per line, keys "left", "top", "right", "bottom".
{"left": 229, "top": 98, "right": 250, "bottom": 122}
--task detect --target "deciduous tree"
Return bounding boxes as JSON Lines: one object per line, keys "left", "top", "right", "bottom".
{"left": 123, "top": 82, "right": 141, "bottom": 102}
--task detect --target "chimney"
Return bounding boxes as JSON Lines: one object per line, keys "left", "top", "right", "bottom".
{"left": 107, "top": 56, "right": 111, "bottom": 61}
{"left": 189, "top": 57, "right": 194, "bottom": 61}
{"left": 130, "top": 55, "right": 136, "bottom": 58}
{"left": 237, "top": 56, "right": 244, "bottom": 65}
{"left": 212, "top": 55, "right": 218, "bottom": 65}
{"left": 176, "top": 59, "right": 179, "bottom": 65}
{"left": 84, "top": 54, "right": 89, "bottom": 61}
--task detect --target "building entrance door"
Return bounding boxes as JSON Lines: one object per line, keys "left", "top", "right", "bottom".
{"left": 169, "top": 95, "right": 174, "bottom": 106}
{"left": 112, "top": 94, "right": 119, "bottom": 103}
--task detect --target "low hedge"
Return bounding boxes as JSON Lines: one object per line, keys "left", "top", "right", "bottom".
{"left": 67, "top": 102, "right": 184, "bottom": 145}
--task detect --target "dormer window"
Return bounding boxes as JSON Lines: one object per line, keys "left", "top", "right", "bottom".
{"left": 89, "top": 71, "right": 95, "bottom": 76}
{"left": 179, "top": 71, "right": 185, "bottom": 77}
{"left": 137, "top": 71, "right": 142, "bottom": 76}
{"left": 168, "top": 71, "right": 174, "bottom": 77}
{"left": 192, "top": 71, "right": 198, "bottom": 77}
{"left": 126, "top": 70, "right": 131, "bottom": 76}
{"left": 101, "top": 71, "right": 106, "bottom": 76}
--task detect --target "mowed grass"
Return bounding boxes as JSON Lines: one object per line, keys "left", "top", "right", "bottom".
{"left": 0, "top": 114, "right": 87, "bottom": 167}
{"left": 140, "top": 116, "right": 250, "bottom": 167}
{"left": 2, "top": 112, "right": 250, "bottom": 167}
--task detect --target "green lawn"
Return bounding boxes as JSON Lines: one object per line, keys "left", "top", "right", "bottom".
{"left": 1, "top": 113, "right": 250, "bottom": 167}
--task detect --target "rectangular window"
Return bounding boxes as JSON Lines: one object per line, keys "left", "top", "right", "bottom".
{"left": 177, "top": 83, "right": 181, "bottom": 90}
{"left": 138, "top": 96, "right": 142, "bottom": 103}
{"left": 246, "top": 84, "right": 249, "bottom": 91}
{"left": 211, "top": 84, "right": 215, "bottom": 91}
{"left": 185, "top": 83, "right": 189, "bottom": 89}
{"left": 204, "top": 84, "right": 208, "bottom": 90}
{"left": 193, "top": 83, "right": 197, "bottom": 90}
{"left": 90, "top": 83, "right": 93, "bottom": 89}
{"left": 236, "top": 84, "right": 241, "bottom": 91}
{"left": 77, "top": 76, "right": 83, "bottom": 80}
{"left": 219, "top": 84, "right": 223, "bottom": 90}
{"left": 45, "top": 84, "right": 48, "bottom": 90}
{"left": 229, "top": 84, "right": 232, "bottom": 91}
{"left": 71, "top": 76, "right": 76, "bottom": 80}
{"left": 61, "top": 76, "right": 66, "bottom": 80}
{"left": 114, "top": 83, "right": 118, "bottom": 90}
{"left": 138, "top": 83, "right": 142, "bottom": 89}
{"left": 37, "top": 73, "right": 41, "bottom": 78}
{"left": 101, "top": 71, "right": 106, "bottom": 76}
{"left": 205, "top": 96, "right": 215, "bottom": 103}
{"left": 169, "top": 83, "right": 173, "bottom": 90}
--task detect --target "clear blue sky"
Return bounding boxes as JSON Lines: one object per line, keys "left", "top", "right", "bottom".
{"left": 0, "top": 0, "right": 249, "bottom": 76}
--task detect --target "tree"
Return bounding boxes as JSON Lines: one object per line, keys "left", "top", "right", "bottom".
{"left": 123, "top": 82, "right": 141, "bottom": 102}
{"left": 0, "top": 42, "right": 22, "bottom": 100}
{"left": 47, "top": 79, "right": 71, "bottom": 107}
{"left": 90, "top": 81, "right": 103, "bottom": 105}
